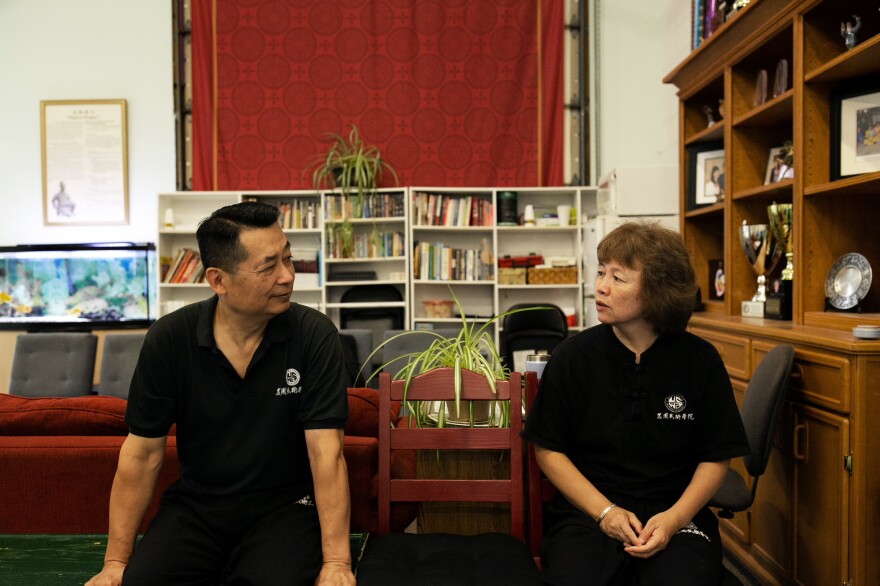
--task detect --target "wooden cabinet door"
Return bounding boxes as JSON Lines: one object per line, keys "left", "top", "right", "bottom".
{"left": 792, "top": 402, "right": 850, "bottom": 586}
{"left": 748, "top": 401, "right": 794, "bottom": 583}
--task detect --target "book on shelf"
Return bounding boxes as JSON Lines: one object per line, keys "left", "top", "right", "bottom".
{"left": 163, "top": 248, "right": 204, "bottom": 283}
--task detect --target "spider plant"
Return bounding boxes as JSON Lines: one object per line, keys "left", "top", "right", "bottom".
{"left": 309, "top": 124, "right": 398, "bottom": 214}
{"left": 360, "top": 288, "right": 543, "bottom": 428}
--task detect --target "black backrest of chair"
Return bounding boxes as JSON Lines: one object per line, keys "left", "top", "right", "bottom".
{"left": 741, "top": 344, "right": 795, "bottom": 477}
{"left": 9, "top": 333, "right": 98, "bottom": 397}
{"left": 96, "top": 332, "right": 146, "bottom": 399}
{"left": 500, "top": 303, "right": 568, "bottom": 370}
{"left": 339, "top": 285, "right": 405, "bottom": 356}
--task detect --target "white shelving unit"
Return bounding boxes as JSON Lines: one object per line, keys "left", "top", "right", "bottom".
{"left": 157, "top": 191, "right": 239, "bottom": 313}
{"left": 156, "top": 187, "right": 598, "bottom": 345}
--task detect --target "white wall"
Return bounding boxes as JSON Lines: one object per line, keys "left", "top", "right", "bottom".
{"left": 590, "top": 0, "right": 690, "bottom": 180}
{"left": 0, "top": 0, "right": 175, "bottom": 246}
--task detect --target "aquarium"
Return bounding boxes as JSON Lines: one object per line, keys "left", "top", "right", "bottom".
{"left": 0, "top": 242, "right": 156, "bottom": 331}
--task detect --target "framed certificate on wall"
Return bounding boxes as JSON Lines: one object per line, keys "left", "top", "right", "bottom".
{"left": 41, "top": 99, "right": 129, "bottom": 226}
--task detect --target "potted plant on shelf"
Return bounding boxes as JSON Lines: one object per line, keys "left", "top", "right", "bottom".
{"left": 360, "top": 289, "right": 542, "bottom": 428}
{"left": 310, "top": 124, "right": 398, "bottom": 215}
{"left": 309, "top": 124, "right": 398, "bottom": 259}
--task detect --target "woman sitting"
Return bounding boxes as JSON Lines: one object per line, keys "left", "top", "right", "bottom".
{"left": 522, "top": 221, "right": 748, "bottom": 585}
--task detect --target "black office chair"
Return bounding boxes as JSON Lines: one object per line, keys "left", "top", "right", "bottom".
{"left": 710, "top": 344, "right": 795, "bottom": 518}
{"left": 339, "top": 285, "right": 405, "bottom": 370}
{"left": 499, "top": 303, "right": 568, "bottom": 373}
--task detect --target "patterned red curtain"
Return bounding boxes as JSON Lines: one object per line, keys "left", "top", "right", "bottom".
{"left": 192, "top": 0, "right": 563, "bottom": 190}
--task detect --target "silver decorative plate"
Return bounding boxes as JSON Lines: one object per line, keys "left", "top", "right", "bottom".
{"left": 824, "top": 253, "right": 872, "bottom": 310}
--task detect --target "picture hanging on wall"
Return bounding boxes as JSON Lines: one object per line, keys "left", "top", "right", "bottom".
{"left": 40, "top": 99, "right": 129, "bottom": 226}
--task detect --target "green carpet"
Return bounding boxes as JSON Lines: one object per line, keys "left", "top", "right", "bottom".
{"left": 0, "top": 533, "right": 368, "bottom": 585}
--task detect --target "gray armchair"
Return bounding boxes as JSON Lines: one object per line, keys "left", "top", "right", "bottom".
{"left": 95, "top": 332, "right": 146, "bottom": 399}
{"left": 9, "top": 333, "right": 98, "bottom": 397}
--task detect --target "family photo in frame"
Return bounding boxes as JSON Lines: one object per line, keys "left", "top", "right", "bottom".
{"left": 687, "top": 142, "right": 725, "bottom": 209}
{"left": 830, "top": 80, "right": 880, "bottom": 180}
{"left": 765, "top": 143, "right": 794, "bottom": 184}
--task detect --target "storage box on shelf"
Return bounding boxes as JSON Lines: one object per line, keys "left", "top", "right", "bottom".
{"left": 665, "top": 1, "right": 880, "bottom": 584}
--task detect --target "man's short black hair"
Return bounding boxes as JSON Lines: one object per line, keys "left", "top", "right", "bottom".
{"left": 196, "top": 201, "right": 280, "bottom": 273}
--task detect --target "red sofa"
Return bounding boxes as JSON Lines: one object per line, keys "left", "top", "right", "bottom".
{"left": 0, "top": 389, "right": 415, "bottom": 534}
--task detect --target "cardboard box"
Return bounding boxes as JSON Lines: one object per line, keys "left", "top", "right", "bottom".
{"left": 498, "top": 267, "right": 527, "bottom": 285}
{"left": 527, "top": 266, "right": 577, "bottom": 285}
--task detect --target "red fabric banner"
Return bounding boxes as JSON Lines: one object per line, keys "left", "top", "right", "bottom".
{"left": 192, "top": 0, "right": 563, "bottom": 191}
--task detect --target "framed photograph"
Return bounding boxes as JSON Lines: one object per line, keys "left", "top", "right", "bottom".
{"left": 40, "top": 99, "right": 129, "bottom": 225}
{"left": 830, "top": 80, "right": 880, "bottom": 180}
{"left": 709, "top": 259, "right": 725, "bottom": 300}
{"left": 687, "top": 141, "right": 724, "bottom": 210}
{"left": 765, "top": 145, "right": 794, "bottom": 184}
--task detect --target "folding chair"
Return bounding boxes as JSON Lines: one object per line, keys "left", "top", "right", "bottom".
{"left": 356, "top": 368, "right": 541, "bottom": 585}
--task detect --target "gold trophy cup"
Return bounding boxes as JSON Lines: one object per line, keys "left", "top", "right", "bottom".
{"left": 768, "top": 202, "right": 793, "bottom": 281}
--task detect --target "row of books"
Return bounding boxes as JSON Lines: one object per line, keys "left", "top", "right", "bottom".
{"left": 324, "top": 193, "right": 405, "bottom": 221}
{"left": 161, "top": 248, "right": 204, "bottom": 284}
{"left": 412, "top": 241, "right": 495, "bottom": 282}
{"left": 242, "top": 197, "right": 319, "bottom": 229}
{"left": 277, "top": 200, "right": 318, "bottom": 229}
{"left": 325, "top": 230, "right": 406, "bottom": 260}
{"left": 412, "top": 193, "right": 494, "bottom": 227}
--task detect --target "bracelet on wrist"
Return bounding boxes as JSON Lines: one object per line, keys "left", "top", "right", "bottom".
{"left": 596, "top": 503, "right": 616, "bottom": 524}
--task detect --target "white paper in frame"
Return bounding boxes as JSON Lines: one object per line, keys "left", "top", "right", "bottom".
{"left": 41, "top": 99, "right": 129, "bottom": 226}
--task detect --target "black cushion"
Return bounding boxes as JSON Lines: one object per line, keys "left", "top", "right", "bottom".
{"left": 357, "top": 532, "right": 541, "bottom": 585}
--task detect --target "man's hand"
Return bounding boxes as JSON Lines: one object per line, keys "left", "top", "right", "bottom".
{"left": 598, "top": 505, "right": 642, "bottom": 547}
{"left": 314, "top": 560, "right": 355, "bottom": 585}
{"left": 84, "top": 561, "right": 126, "bottom": 586}
{"left": 623, "top": 510, "right": 684, "bottom": 558}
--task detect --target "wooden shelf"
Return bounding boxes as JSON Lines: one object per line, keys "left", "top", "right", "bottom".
{"left": 732, "top": 90, "right": 793, "bottom": 128}
{"left": 805, "top": 34, "right": 880, "bottom": 84}
{"left": 668, "top": 6, "right": 880, "bottom": 585}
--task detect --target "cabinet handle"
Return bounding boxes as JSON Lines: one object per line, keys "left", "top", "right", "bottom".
{"left": 789, "top": 363, "right": 803, "bottom": 381}
{"left": 793, "top": 422, "right": 807, "bottom": 461}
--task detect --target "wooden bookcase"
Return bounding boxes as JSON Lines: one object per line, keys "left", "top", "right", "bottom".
{"left": 666, "top": 1, "right": 880, "bottom": 584}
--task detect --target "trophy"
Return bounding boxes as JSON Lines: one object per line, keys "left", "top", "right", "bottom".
{"left": 739, "top": 221, "right": 783, "bottom": 317}
{"left": 768, "top": 202, "right": 793, "bottom": 280}
{"left": 766, "top": 203, "right": 793, "bottom": 319}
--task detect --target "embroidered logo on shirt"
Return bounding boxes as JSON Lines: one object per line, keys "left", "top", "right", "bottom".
{"left": 657, "top": 394, "right": 694, "bottom": 421}
{"left": 665, "top": 394, "right": 686, "bottom": 413}
{"left": 277, "top": 368, "right": 302, "bottom": 396}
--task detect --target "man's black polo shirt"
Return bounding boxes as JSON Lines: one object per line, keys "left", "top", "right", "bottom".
{"left": 126, "top": 296, "right": 347, "bottom": 499}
